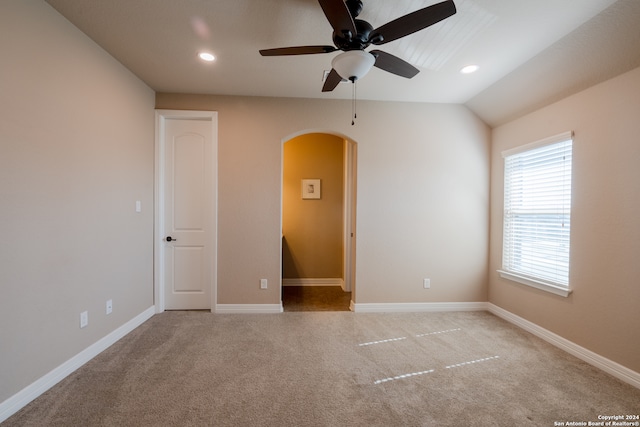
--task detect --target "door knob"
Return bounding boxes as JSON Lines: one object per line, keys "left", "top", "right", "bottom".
{"left": 166, "top": 236, "right": 177, "bottom": 242}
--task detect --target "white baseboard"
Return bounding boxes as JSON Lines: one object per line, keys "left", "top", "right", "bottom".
{"left": 282, "top": 278, "right": 344, "bottom": 287}
{"left": 487, "top": 303, "right": 640, "bottom": 389}
{"left": 215, "top": 304, "right": 283, "bottom": 314}
{"left": 0, "top": 306, "right": 155, "bottom": 423}
{"left": 351, "top": 302, "right": 489, "bottom": 313}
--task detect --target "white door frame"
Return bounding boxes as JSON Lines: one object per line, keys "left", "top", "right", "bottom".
{"left": 154, "top": 110, "right": 218, "bottom": 313}
{"left": 343, "top": 139, "right": 357, "bottom": 293}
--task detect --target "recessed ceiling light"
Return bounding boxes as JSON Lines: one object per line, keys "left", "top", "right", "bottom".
{"left": 198, "top": 52, "right": 215, "bottom": 62}
{"left": 460, "top": 65, "right": 479, "bottom": 74}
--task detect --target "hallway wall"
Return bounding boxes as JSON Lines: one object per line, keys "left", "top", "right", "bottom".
{"left": 283, "top": 133, "right": 344, "bottom": 280}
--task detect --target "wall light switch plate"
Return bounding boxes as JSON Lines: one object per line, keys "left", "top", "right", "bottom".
{"left": 80, "top": 311, "right": 88, "bottom": 328}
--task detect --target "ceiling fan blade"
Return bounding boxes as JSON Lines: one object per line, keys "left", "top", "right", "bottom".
{"left": 322, "top": 68, "right": 344, "bottom": 92}
{"left": 260, "top": 46, "right": 337, "bottom": 56}
{"left": 318, "top": 0, "right": 357, "bottom": 36}
{"left": 370, "top": 0, "right": 456, "bottom": 45}
{"left": 371, "top": 50, "right": 419, "bottom": 78}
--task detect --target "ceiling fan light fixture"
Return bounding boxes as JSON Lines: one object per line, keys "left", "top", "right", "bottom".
{"left": 332, "top": 50, "right": 375, "bottom": 81}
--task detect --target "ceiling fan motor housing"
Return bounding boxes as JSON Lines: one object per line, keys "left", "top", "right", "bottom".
{"left": 333, "top": 19, "right": 374, "bottom": 51}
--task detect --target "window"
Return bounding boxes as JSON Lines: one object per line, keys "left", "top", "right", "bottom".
{"left": 499, "top": 132, "right": 573, "bottom": 297}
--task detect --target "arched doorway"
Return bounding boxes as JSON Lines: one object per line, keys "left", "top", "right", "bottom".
{"left": 281, "top": 132, "right": 357, "bottom": 311}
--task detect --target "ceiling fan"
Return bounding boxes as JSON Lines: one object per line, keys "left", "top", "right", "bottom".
{"left": 259, "top": 0, "right": 457, "bottom": 92}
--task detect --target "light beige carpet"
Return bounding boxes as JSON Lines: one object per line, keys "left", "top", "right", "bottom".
{"left": 5, "top": 311, "right": 639, "bottom": 426}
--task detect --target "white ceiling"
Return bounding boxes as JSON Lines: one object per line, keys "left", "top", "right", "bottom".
{"left": 45, "top": 0, "right": 640, "bottom": 126}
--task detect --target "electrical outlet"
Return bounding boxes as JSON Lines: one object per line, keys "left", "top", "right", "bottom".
{"left": 106, "top": 299, "right": 113, "bottom": 315}
{"left": 260, "top": 279, "right": 268, "bottom": 290}
{"left": 80, "top": 311, "right": 88, "bottom": 328}
{"left": 423, "top": 278, "right": 431, "bottom": 289}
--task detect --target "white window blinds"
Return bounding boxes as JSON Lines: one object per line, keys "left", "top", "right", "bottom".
{"left": 500, "top": 132, "right": 573, "bottom": 293}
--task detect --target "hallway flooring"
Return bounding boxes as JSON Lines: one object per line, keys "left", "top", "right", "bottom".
{"left": 282, "top": 286, "right": 351, "bottom": 311}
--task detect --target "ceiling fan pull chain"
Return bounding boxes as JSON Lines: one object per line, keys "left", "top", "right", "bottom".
{"left": 354, "top": 80, "right": 357, "bottom": 120}
{"left": 351, "top": 79, "right": 357, "bottom": 126}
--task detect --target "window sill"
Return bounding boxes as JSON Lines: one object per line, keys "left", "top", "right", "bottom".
{"left": 497, "top": 270, "right": 573, "bottom": 297}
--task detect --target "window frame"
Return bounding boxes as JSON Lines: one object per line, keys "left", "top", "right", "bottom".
{"left": 498, "top": 131, "right": 574, "bottom": 297}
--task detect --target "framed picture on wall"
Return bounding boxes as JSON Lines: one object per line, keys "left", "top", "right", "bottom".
{"left": 302, "top": 179, "right": 321, "bottom": 199}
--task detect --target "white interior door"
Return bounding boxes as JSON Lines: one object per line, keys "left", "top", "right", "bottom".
{"left": 157, "top": 112, "right": 217, "bottom": 310}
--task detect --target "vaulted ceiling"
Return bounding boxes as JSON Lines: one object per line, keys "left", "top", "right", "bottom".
{"left": 45, "top": 0, "right": 640, "bottom": 126}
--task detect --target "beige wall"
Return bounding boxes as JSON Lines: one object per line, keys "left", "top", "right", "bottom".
{"left": 156, "top": 94, "right": 490, "bottom": 305}
{"left": 489, "top": 66, "right": 640, "bottom": 372}
{"left": 0, "top": 1, "right": 155, "bottom": 402}
{"left": 283, "top": 133, "right": 344, "bottom": 279}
